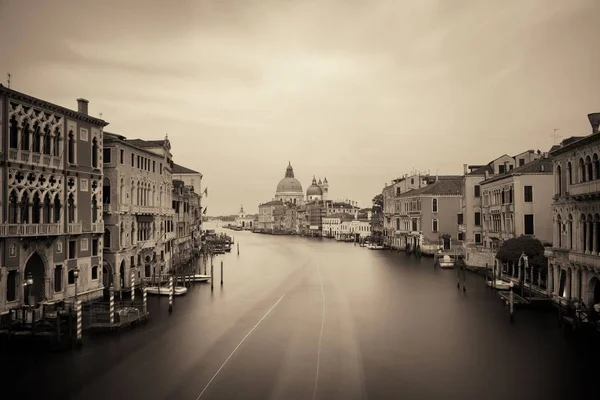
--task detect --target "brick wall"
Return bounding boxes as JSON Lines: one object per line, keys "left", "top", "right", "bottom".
{"left": 465, "top": 245, "right": 496, "bottom": 269}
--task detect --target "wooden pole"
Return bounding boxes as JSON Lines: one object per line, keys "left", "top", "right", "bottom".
{"left": 220, "top": 261, "right": 223, "bottom": 286}
{"left": 485, "top": 263, "right": 489, "bottom": 288}
{"left": 211, "top": 261, "right": 214, "bottom": 291}
{"left": 509, "top": 284, "right": 514, "bottom": 322}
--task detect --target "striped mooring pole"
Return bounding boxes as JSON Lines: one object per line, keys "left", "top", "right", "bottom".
{"left": 143, "top": 286, "right": 148, "bottom": 314}
{"left": 168, "top": 275, "right": 173, "bottom": 314}
{"left": 109, "top": 287, "right": 115, "bottom": 325}
{"left": 130, "top": 270, "right": 136, "bottom": 302}
{"left": 75, "top": 300, "right": 83, "bottom": 347}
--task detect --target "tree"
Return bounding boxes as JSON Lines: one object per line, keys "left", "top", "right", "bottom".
{"left": 495, "top": 235, "right": 546, "bottom": 267}
{"left": 372, "top": 194, "right": 383, "bottom": 214}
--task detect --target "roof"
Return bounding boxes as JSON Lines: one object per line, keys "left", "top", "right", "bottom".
{"left": 104, "top": 132, "right": 168, "bottom": 158}
{"left": 259, "top": 200, "right": 284, "bottom": 207}
{"left": 550, "top": 135, "right": 595, "bottom": 157}
{"left": 481, "top": 156, "right": 553, "bottom": 185}
{"left": 172, "top": 163, "right": 200, "bottom": 174}
{"left": 466, "top": 164, "right": 493, "bottom": 176}
{"left": 324, "top": 212, "right": 354, "bottom": 220}
{"left": 330, "top": 202, "right": 357, "bottom": 209}
{"left": 398, "top": 176, "right": 462, "bottom": 198}
{"left": 1, "top": 84, "right": 108, "bottom": 127}
{"left": 123, "top": 139, "right": 166, "bottom": 149}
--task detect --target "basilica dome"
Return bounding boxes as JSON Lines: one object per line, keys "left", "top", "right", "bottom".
{"left": 276, "top": 162, "right": 303, "bottom": 194}
{"left": 306, "top": 177, "right": 323, "bottom": 196}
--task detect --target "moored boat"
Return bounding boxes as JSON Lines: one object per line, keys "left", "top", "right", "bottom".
{"left": 146, "top": 285, "right": 188, "bottom": 296}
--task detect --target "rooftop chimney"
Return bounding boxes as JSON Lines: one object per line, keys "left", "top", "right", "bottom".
{"left": 484, "top": 170, "right": 489, "bottom": 180}
{"left": 589, "top": 113, "right": 600, "bottom": 134}
{"left": 77, "top": 98, "right": 89, "bottom": 115}
{"left": 463, "top": 164, "right": 468, "bottom": 175}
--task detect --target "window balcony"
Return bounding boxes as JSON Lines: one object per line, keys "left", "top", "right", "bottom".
{"left": 0, "top": 223, "right": 62, "bottom": 237}
{"left": 8, "top": 149, "right": 61, "bottom": 168}
{"left": 103, "top": 204, "right": 113, "bottom": 213}
{"left": 68, "top": 223, "right": 82, "bottom": 234}
{"left": 569, "top": 180, "right": 600, "bottom": 198}
{"left": 91, "top": 222, "right": 104, "bottom": 233}
{"left": 568, "top": 250, "right": 600, "bottom": 269}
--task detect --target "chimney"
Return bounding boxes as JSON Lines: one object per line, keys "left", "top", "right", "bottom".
{"left": 484, "top": 170, "right": 489, "bottom": 180}
{"left": 463, "top": 164, "right": 468, "bottom": 175}
{"left": 77, "top": 98, "right": 89, "bottom": 115}
{"left": 589, "top": 113, "right": 600, "bottom": 134}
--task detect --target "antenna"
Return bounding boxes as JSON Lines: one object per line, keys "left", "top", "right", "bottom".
{"left": 552, "top": 128, "right": 561, "bottom": 145}
{"left": 99, "top": 112, "right": 103, "bottom": 119}
{"left": 7, "top": 73, "right": 11, "bottom": 88}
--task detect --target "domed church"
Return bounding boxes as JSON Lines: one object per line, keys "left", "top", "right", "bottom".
{"left": 274, "top": 162, "right": 329, "bottom": 204}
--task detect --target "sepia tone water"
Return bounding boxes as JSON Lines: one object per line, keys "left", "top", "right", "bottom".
{"left": 3, "top": 224, "right": 598, "bottom": 399}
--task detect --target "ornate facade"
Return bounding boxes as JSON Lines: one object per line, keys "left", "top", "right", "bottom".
{"left": 548, "top": 113, "right": 600, "bottom": 307}
{"left": 102, "top": 133, "right": 175, "bottom": 291}
{"left": 0, "top": 85, "right": 108, "bottom": 314}
{"left": 172, "top": 179, "right": 202, "bottom": 269}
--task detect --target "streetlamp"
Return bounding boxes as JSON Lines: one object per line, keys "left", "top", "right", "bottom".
{"left": 24, "top": 272, "right": 34, "bottom": 306}
{"left": 73, "top": 267, "right": 80, "bottom": 301}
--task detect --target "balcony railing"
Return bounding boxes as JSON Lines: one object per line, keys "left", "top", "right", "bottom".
{"left": 0, "top": 223, "right": 62, "bottom": 237}
{"left": 68, "top": 223, "right": 82, "bottom": 234}
{"left": 568, "top": 251, "right": 600, "bottom": 268}
{"left": 103, "top": 204, "right": 112, "bottom": 213}
{"left": 91, "top": 222, "right": 104, "bottom": 233}
{"left": 569, "top": 180, "right": 600, "bottom": 197}
{"left": 7, "top": 149, "right": 62, "bottom": 168}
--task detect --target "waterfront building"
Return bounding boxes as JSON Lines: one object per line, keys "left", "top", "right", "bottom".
{"left": 235, "top": 205, "right": 255, "bottom": 230}
{"left": 395, "top": 176, "right": 462, "bottom": 254}
{"left": 257, "top": 200, "right": 284, "bottom": 232}
{"left": 547, "top": 113, "right": 600, "bottom": 306}
{"left": 0, "top": 85, "right": 108, "bottom": 314}
{"left": 459, "top": 151, "right": 543, "bottom": 268}
{"left": 171, "top": 163, "right": 203, "bottom": 201}
{"left": 324, "top": 200, "right": 359, "bottom": 215}
{"left": 479, "top": 155, "right": 554, "bottom": 249}
{"left": 383, "top": 173, "right": 439, "bottom": 250}
{"left": 171, "top": 179, "right": 201, "bottom": 269}
{"left": 102, "top": 133, "right": 175, "bottom": 290}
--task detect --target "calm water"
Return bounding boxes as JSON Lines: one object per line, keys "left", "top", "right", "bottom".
{"left": 3, "top": 224, "right": 597, "bottom": 399}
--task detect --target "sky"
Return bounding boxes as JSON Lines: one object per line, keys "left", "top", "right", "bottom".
{"left": 1, "top": 0, "right": 599, "bottom": 215}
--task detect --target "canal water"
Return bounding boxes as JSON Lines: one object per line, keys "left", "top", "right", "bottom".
{"left": 2, "top": 224, "right": 598, "bottom": 399}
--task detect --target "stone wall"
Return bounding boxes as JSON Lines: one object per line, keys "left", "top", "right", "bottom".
{"left": 464, "top": 245, "right": 496, "bottom": 269}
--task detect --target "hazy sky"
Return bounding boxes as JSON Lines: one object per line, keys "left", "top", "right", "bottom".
{"left": 1, "top": 0, "right": 599, "bottom": 215}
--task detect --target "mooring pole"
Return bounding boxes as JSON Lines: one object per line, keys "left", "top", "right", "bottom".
{"left": 485, "top": 263, "right": 489, "bottom": 288}
{"left": 168, "top": 275, "right": 173, "bottom": 314}
{"left": 509, "top": 282, "right": 515, "bottom": 322}
{"left": 237, "top": 242, "right": 239, "bottom": 255}
{"left": 211, "top": 261, "right": 214, "bottom": 291}
{"left": 220, "top": 261, "right": 223, "bottom": 286}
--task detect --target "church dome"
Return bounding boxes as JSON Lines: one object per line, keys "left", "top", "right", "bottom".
{"left": 306, "top": 176, "right": 323, "bottom": 196}
{"left": 276, "top": 162, "right": 303, "bottom": 193}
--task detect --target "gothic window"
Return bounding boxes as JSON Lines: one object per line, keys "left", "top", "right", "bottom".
{"left": 68, "top": 130, "right": 75, "bottom": 164}
{"left": 54, "top": 197, "right": 62, "bottom": 223}
{"left": 43, "top": 193, "right": 51, "bottom": 223}
{"left": 92, "top": 137, "right": 99, "bottom": 168}
{"left": 104, "top": 228, "right": 111, "bottom": 249}
{"left": 32, "top": 192, "right": 41, "bottom": 224}
{"left": 33, "top": 123, "right": 41, "bottom": 153}
{"left": 43, "top": 127, "right": 52, "bottom": 154}
{"left": 67, "top": 193, "right": 75, "bottom": 223}
{"left": 21, "top": 191, "right": 30, "bottom": 223}
{"left": 8, "top": 190, "right": 18, "bottom": 224}
{"left": 91, "top": 195, "right": 98, "bottom": 223}
{"left": 21, "top": 121, "right": 31, "bottom": 151}
{"left": 9, "top": 117, "right": 18, "bottom": 149}
{"left": 556, "top": 165, "right": 562, "bottom": 196}
{"left": 432, "top": 198, "right": 438, "bottom": 213}
{"left": 567, "top": 161, "right": 572, "bottom": 185}
{"left": 103, "top": 177, "right": 111, "bottom": 204}
{"left": 53, "top": 129, "right": 61, "bottom": 156}
{"left": 91, "top": 265, "right": 98, "bottom": 280}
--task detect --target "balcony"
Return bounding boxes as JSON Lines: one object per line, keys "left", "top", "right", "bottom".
{"left": 7, "top": 149, "right": 62, "bottom": 168}
{"left": 103, "top": 204, "right": 113, "bottom": 213}
{"left": 502, "top": 203, "right": 514, "bottom": 213}
{"left": 569, "top": 251, "right": 600, "bottom": 268}
{"left": 0, "top": 223, "right": 62, "bottom": 237}
{"left": 68, "top": 223, "right": 82, "bottom": 234}
{"left": 91, "top": 222, "right": 104, "bottom": 233}
{"left": 569, "top": 180, "right": 600, "bottom": 198}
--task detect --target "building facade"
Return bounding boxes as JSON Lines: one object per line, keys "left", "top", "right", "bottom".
{"left": 172, "top": 163, "right": 203, "bottom": 200}
{"left": 395, "top": 177, "right": 462, "bottom": 254}
{"left": 171, "top": 179, "right": 201, "bottom": 270}
{"left": 548, "top": 113, "right": 600, "bottom": 307}
{"left": 480, "top": 156, "right": 554, "bottom": 250}
{"left": 102, "top": 133, "right": 175, "bottom": 290}
{"left": 1, "top": 86, "right": 109, "bottom": 314}
{"left": 235, "top": 205, "right": 256, "bottom": 230}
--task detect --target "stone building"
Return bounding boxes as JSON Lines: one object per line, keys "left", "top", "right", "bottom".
{"left": 171, "top": 179, "right": 202, "bottom": 269}
{"left": 395, "top": 176, "right": 462, "bottom": 254}
{"left": 0, "top": 85, "right": 108, "bottom": 314}
{"left": 235, "top": 205, "right": 256, "bottom": 230}
{"left": 547, "top": 113, "right": 600, "bottom": 307}
{"left": 102, "top": 133, "right": 175, "bottom": 290}
{"left": 172, "top": 163, "right": 203, "bottom": 199}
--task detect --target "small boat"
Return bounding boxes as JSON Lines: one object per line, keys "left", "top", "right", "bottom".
{"left": 224, "top": 242, "right": 232, "bottom": 252}
{"left": 145, "top": 285, "right": 188, "bottom": 296}
{"left": 368, "top": 244, "right": 385, "bottom": 250}
{"left": 487, "top": 280, "right": 511, "bottom": 290}
{"left": 438, "top": 255, "right": 455, "bottom": 269}
{"left": 190, "top": 274, "right": 211, "bottom": 283}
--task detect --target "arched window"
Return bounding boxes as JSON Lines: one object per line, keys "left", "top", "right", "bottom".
{"left": 556, "top": 215, "right": 562, "bottom": 247}
{"left": 586, "top": 155, "right": 593, "bottom": 182}
{"left": 567, "top": 214, "right": 573, "bottom": 250}
{"left": 432, "top": 218, "right": 439, "bottom": 233}
{"left": 103, "top": 177, "right": 111, "bottom": 204}
{"left": 21, "top": 121, "right": 30, "bottom": 151}
{"left": 432, "top": 198, "right": 438, "bottom": 213}
{"left": 104, "top": 228, "right": 111, "bottom": 249}
{"left": 8, "top": 190, "right": 18, "bottom": 223}
{"left": 594, "top": 154, "right": 600, "bottom": 181}
{"left": 68, "top": 130, "right": 75, "bottom": 164}
{"left": 92, "top": 137, "right": 98, "bottom": 168}
{"left": 67, "top": 193, "right": 75, "bottom": 223}
{"left": 91, "top": 265, "right": 99, "bottom": 280}
{"left": 43, "top": 127, "right": 52, "bottom": 154}
{"left": 120, "top": 178, "right": 125, "bottom": 203}
{"left": 43, "top": 193, "right": 51, "bottom": 223}
{"left": 53, "top": 129, "right": 61, "bottom": 156}
{"left": 32, "top": 192, "right": 41, "bottom": 224}
{"left": 567, "top": 161, "right": 572, "bottom": 185}
{"left": 9, "top": 117, "right": 19, "bottom": 149}
{"left": 33, "top": 123, "right": 41, "bottom": 153}
{"left": 556, "top": 165, "right": 562, "bottom": 196}
{"left": 53, "top": 196, "right": 61, "bottom": 223}
{"left": 21, "top": 191, "right": 30, "bottom": 223}
{"left": 91, "top": 195, "right": 98, "bottom": 223}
